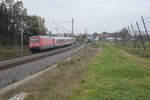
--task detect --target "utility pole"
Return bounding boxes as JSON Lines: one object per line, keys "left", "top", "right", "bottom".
{"left": 56, "top": 25, "right": 59, "bottom": 34}
{"left": 21, "top": 17, "right": 24, "bottom": 56}
{"left": 127, "top": 26, "right": 132, "bottom": 39}
{"left": 125, "top": 27, "right": 130, "bottom": 48}
{"left": 71, "top": 18, "right": 74, "bottom": 57}
{"left": 72, "top": 18, "right": 74, "bottom": 40}
{"left": 128, "top": 26, "right": 136, "bottom": 48}
{"left": 131, "top": 23, "right": 140, "bottom": 49}
{"left": 52, "top": 21, "right": 59, "bottom": 34}
{"left": 136, "top": 21, "right": 146, "bottom": 50}
{"left": 84, "top": 27, "right": 87, "bottom": 34}
{"left": 141, "top": 16, "right": 150, "bottom": 42}
{"left": 120, "top": 31, "right": 124, "bottom": 47}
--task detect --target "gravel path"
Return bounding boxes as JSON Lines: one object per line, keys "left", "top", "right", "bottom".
{"left": 0, "top": 44, "right": 85, "bottom": 89}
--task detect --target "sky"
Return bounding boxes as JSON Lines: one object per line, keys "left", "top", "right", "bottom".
{"left": 21, "top": 0, "right": 150, "bottom": 34}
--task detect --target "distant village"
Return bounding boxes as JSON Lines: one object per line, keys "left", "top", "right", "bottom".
{"left": 94, "top": 32, "right": 122, "bottom": 41}
{"left": 86, "top": 32, "right": 122, "bottom": 42}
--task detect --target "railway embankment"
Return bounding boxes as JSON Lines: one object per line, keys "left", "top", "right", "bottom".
{"left": 0, "top": 43, "right": 98, "bottom": 100}
{"left": 1, "top": 42, "right": 150, "bottom": 100}
{"left": 0, "top": 46, "right": 31, "bottom": 61}
{"left": 0, "top": 43, "right": 84, "bottom": 92}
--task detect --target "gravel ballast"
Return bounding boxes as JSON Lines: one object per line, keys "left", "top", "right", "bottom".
{"left": 0, "top": 44, "right": 85, "bottom": 89}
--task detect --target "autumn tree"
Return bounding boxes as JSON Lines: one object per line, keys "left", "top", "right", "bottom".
{"left": 0, "top": 0, "right": 48, "bottom": 45}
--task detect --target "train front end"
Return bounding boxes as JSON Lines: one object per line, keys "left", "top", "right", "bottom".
{"left": 29, "top": 36, "right": 41, "bottom": 53}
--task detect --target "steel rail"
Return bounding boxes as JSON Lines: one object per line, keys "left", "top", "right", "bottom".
{"left": 0, "top": 43, "right": 82, "bottom": 70}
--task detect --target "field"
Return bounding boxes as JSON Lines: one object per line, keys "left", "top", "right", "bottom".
{"left": 1, "top": 42, "right": 150, "bottom": 100}
{"left": 115, "top": 41, "right": 150, "bottom": 59}
{"left": 70, "top": 43, "right": 150, "bottom": 100}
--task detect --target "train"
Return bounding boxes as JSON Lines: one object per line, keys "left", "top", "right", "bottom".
{"left": 29, "top": 36, "right": 76, "bottom": 53}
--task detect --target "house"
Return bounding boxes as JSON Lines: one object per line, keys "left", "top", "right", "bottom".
{"left": 98, "top": 33, "right": 122, "bottom": 41}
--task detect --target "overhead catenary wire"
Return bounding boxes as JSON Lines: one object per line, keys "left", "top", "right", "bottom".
{"left": 20, "top": 0, "right": 73, "bottom": 34}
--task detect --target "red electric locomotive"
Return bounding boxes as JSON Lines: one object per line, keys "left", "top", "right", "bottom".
{"left": 29, "top": 36, "right": 54, "bottom": 53}
{"left": 29, "top": 36, "right": 75, "bottom": 53}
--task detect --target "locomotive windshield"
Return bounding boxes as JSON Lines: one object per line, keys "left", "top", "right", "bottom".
{"left": 30, "top": 38, "right": 40, "bottom": 42}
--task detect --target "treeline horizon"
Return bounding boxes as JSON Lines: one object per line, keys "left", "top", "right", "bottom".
{"left": 0, "top": 0, "right": 48, "bottom": 46}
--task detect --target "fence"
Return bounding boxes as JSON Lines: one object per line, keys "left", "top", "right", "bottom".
{"left": 116, "top": 16, "right": 150, "bottom": 57}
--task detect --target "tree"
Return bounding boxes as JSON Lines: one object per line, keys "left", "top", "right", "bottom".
{"left": 102, "top": 32, "right": 108, "bottom": 34}
{"left": 26, "top": 15, "right": 47, "bottom": 36}
{"left": 0, "top": 0, "right": 48, "bottom": 45}
{"left": 92, "top": 32, "right": 99, "bottom": 38}
{"left": 0, "top": 1, "right": 10, "bottom": 45}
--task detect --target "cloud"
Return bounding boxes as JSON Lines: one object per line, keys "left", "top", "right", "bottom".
{"left": 22, "top": 0, "right": 150, "bottom": 34}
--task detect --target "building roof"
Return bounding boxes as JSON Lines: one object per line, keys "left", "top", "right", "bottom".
{"left": 99, "top": 33, "right": 121, "bottom": 39}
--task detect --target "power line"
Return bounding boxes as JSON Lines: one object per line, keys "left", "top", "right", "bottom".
{"left": 51, "top": 20, "right": 73, "bottom": 34}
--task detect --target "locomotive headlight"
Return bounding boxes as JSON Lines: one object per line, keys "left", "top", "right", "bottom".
{"left": 30, "top": 44, "right": 33, "bottom": 47}
{"left": 36, "top": 43, "right": 40, "bottom": 46}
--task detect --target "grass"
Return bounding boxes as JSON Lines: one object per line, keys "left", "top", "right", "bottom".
{"left": 115, "top": 42, "right": 150, "bottom": 58}
{"left": 1, "top": 42, "right": 150, "bottom": 100}
{"left": 0, "top": 43, "right": 99, "bottom": 100}
{"left": 69, "top": 42, "right": 150, "bottom": 100}
{"left": 0, "top": 45, "right": 31, "bottom": 60}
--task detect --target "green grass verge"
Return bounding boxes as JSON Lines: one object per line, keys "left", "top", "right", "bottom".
{"left": 0, "top": 46, "right": 31, "bottom": 60}
{"left": 69, "top": 42, "right": 150, "bottom": 100}
{"left": 115, "top": 42, "right": 150, "bottom": 58}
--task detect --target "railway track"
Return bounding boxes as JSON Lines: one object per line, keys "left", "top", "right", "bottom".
{"left": 0, "top": 43, "right": 83, "bottom": 70}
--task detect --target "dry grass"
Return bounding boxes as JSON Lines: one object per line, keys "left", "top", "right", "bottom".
{"left": 0, "top": 43, "right": 100, "bottom": 100}
{"left": 0, "top": 45, "right": 31, "bottom": 61}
